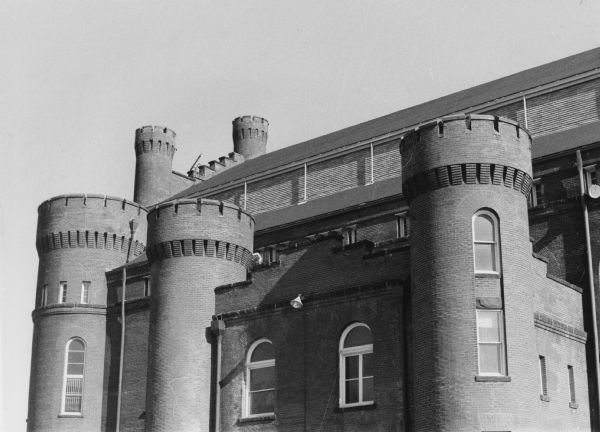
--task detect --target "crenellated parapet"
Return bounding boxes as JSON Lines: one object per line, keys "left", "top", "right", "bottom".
{"left": 134, "top": 125, "right": 177, "bottom": 159}
{"left": 187, "top": 152, "right": 246, "bottom": 181}
{"left": 232, "top": 115, "right": 269, "bottom": 160}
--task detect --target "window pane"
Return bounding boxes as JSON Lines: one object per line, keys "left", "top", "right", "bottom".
{"left": 478, "top": 311, "right": 500, "bottom": 342}
{"left": 479, "top": 344, "right": 502, "bottom": 374}
{"left": 250, "top": 389, "right": 274, "bottom": 414}
{"left": 68, "top": 352, "right": 85, "bottom": 363}
{"left": 345, "top": 379, "right": 359, "bottom": 403}
{"left": 69, "top": 340, "right": 84, "bottom": 351}
{"left": 474, "top": 243, "right": 495, "bottom": 271}
{"left": 251, "top": 342, "right": 274, "bottom": 362}
{"left": 250, "top": 366, "right": 275, "bottom": 391}
{"left": 344, "top": 325, "right": 372, "bottom": 347}
{"left": 67, "top": 363, "right": 84, "bottom": 375}
{"left": 64, "top": 396, "right": 82, "bottom": 413}
{"left": 345, "top": 356, "right": 359, "bottom": 379}
{"left": 363, "top": 376, "right": 374, "bottom": 402}
{"left": 474, "top": 214, "right": 494, "bottom": 241}
{"left": 363, "top": 353, "right": 374, "bottom": 377}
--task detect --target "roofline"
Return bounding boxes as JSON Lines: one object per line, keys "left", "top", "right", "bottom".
{"left": 169, "top": 48, "right": 600, "bottom": 202}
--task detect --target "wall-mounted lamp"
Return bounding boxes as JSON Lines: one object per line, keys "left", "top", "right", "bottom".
{"left": 290, "top": 294, "right": 304, "bottom": 309}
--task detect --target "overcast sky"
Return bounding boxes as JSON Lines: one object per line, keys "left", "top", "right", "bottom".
{"left": 2, "top": 1, "right": 599, "bottom": 429}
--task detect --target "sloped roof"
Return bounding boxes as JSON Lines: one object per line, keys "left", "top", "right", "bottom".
{"left": 170, "top": 47, "right": 600, "bottom": 201}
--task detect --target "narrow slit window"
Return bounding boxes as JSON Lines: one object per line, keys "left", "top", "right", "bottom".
{"left": 80, "top": 282, "right": 90, "bottom": 304}
{"left": 144, "top": 278, "right": 151, "bottom": 297}
{"left": 59, "top": 282, "right": 68, "bottom": 304}
{"left": 41, "top": 284, "right": 48, "bottom": 307}
{"left": 529, "top": 179, "right": 543, "bottom": 208}
{"left": 568, "top": 365, "right": 576, "bottom": 404}
{"left": 539, "top": 355, "right": 547, "bottom": 398}
{"left": 343, "top": 227, "right": 357, "bottom": 246}
{"left": 396, "top": 213, "right": 410, "bottom": 239}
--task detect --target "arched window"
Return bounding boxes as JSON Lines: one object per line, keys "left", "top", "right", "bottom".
{"left": 61, "top": 338, "right": 85, "bottom": 414}
{"left": 339, "top": 323, "right": 374, "bottom": 407}
{"left": 472, "top": 210, "right": 500, "bottom": 274}
{"left": 245, "top": 339, "right": 275, "bottom": 417}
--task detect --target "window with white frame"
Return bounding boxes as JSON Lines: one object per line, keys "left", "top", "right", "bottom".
{"left": 61, "top": 338, "right": 85, "bottom": 414}
{"left": 245, "top": 339, "right": 275, "bottom": 417}
{"left": 528, "top": 179, "right": 543, "bottom": 208}
{"left": 476, "top": 310, "right": 506, "bottom": 376}
{"left": 396, "top": 212, "right": 410, "bottom": 239}
{"left": 41, "top": 284, "right": 48, "bottom": 307}
{"left": 80, "top": 282, "right": 90, "bottom": 304}
{"left": 144, "top": 278, "right": 151, "bottom": 297}
{"left": 585, "top": 165, "right": 598, "bottom": 192}
{"left": 59, "top": 282, "right": 68, "bottom": 304}
{"left": 343, "top": 227, "right": 357, "bottom": 246}
{"left": 261, "top": 246, "right": 279, "bottom": 265}
{"left": 472, "top": 210, "right": 500, "bottom": 274}
{"left": 339, "top": 323, "right": 374, "bottom": 407}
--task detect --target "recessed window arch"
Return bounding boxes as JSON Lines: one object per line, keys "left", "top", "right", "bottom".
{"left": 61, "top": 337, "right": 86, "bottom": 414}
{"left": 339, "top": 322, "right": 374, "bottom": 407}
{"left": 472, "top": 209, "right": 500, "bottom": 274}
{"left": 244, "top": 338, "right": 275, "bottom": 417}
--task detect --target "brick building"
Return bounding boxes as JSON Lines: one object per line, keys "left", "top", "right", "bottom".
{"left": 27, "top": 47, "right": 600, "bottom": 431}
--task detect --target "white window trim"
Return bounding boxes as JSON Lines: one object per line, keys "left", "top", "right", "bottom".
{"left": 395, "top": 212, "right": 410, "bottom": 239}
{"left": 529, "top": 179, "right": 542, "bottom": 208}
{"left": 476, "top": 310, "right": 507, "bottom": 376}
{"left": 343, "top": 226, "right": 357, "bottom": 246}
{"left": 243, "top": 338, "right": 275, "bottom": 418}
{"left": 472, "top": 210, "right": 501, "bottom": 275}
{"left": 80, "top": 281, "right": 90, "bottom": 304}
{"left": 41, "top": 284, "right": 48, "bottom": 307}
{"left": 585, "top": 165, "right": 597, "bottom": 192}
{"left": 144, "top": 277, "right": 151, "bottom": 297}
{"left": 59, "top": 282, "right": 67, "bottom": 304}
{"left": 60, "top": 338, "right": 85, "bottom": 415}
{"left": 339, "top": 323, "right": 374, "bottom": 408}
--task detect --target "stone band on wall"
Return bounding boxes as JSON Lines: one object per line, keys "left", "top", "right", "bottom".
{"left": 402, "top": 162, "right": 533, "bottom": 203}
{"left": 145, "top": 238, "right": 253, "bottom": 267}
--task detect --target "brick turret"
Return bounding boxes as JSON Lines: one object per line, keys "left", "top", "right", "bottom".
{"left": 232, "top": 115, "right": 268, "bottom": 160}
{"left": 401, "top": 115, "right": 537, "bottom": 431}
{"left": 134, "top": 126, "right": 178, "bottom": 207}
{"left": 28, "top": 194, "right": 147, "bottom": 432}
{"left": 144, "top": 199, "right": 254, "bottom": 432}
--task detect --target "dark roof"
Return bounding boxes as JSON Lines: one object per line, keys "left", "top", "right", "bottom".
{"left": 533, "top": 121, "right": 600, "bottom": 159}
{"left": 170, "top": 47, "right": 600, "bottom": 201}
{"left": 255, "top": 177, "right": 403, "bottom": 232}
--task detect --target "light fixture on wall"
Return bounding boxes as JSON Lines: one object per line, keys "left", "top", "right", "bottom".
{"left": 290, "top": 294, "right": 304, "bottom": 309}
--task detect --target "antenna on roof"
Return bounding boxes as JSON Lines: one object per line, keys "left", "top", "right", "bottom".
{"left": 187, "top": 153, "right": 203, "bottom": 176}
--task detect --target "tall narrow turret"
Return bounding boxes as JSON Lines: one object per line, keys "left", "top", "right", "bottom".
{"left": 144, "top": 199, "right": 254, "bottom": 432}
{"left": 134, "top": 126, "right": 177, "bottom": 207}
{"left": 232, "top": 115, "right": 268, "bottom": 160}
{"left": 401, "top": 115, "right": 537, "bottom": 431}
{"left": 28, "top": 194, "right": 146, "bottom": 432}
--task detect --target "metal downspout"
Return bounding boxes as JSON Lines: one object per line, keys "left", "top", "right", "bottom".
{"left": 576, "top": 150, "right": 600, "bottom": 425}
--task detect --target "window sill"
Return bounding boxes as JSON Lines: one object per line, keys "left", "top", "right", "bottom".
{"left": 475, "top": 375, "right": 511, "bottom": 382}
{"left": 58, "top": 413, "right": 83, "bottom": 418}
{"left": 475, "top": 272, "right": 501, "bottom": 279}
{"left": 540, "top": 395, "right": 550, "bottom": 402}
{"left": 335, "top": 402, "right": 376, "bottom": 412}
{"left": 238, "top": 414, "right": 276, "bottom": 424}
{"left": 570, "top": 402, "right": 579, "bottom": 409}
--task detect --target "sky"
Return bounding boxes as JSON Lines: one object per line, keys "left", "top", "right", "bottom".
{"left": 1, "top": 0, "right": 599, "bottom": 430}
